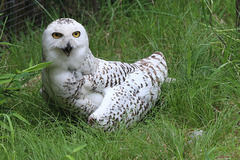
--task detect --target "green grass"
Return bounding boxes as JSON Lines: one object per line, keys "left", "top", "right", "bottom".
{"left": 1, "top": 0, "right": 240, "bottom": 159}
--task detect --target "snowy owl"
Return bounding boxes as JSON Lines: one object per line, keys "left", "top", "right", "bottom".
{"left": 42, "top": 18, "right": 169, "bottom": 131}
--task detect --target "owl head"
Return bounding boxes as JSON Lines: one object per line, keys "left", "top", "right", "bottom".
{"left": 42, "top": 18, "right": 90, "bottom": 65}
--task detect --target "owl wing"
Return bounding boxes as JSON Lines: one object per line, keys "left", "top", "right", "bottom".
{"left": 88, "top": 52, "right": 167, "bottom": 131}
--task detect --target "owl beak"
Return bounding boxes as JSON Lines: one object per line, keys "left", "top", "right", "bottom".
{"left": 62, "top": 43, "right": 72, "bottom": 57}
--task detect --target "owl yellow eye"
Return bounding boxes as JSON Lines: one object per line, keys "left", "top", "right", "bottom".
{"left": 72, "top": 31, "right": 80, "bottom": 38}
{"left": 52, "top": 32, "right": 62, "bottom": 39}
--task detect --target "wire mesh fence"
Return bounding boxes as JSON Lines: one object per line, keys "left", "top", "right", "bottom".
{"left": 1, "top": 0, "right": 49, "bottom": 34}
{"left": 0, "top": 0, "right": 99, "bottom": 42}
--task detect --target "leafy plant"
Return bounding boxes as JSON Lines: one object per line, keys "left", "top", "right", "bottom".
{"left": 0, "top": 61, "right": 52, "bottom": 105}
{"left": 0, "top": 13, "right": 52, "bottom": 105}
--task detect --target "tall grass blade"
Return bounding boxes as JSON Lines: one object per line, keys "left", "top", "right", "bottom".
{"left": 22, "top": 61, "right": 53, "bottom": 73}
{"left": 34, "top": 0, "right": 54, "bottom": 21}
{"left": 11, "top": 113, "right": 31, "bottom": 125}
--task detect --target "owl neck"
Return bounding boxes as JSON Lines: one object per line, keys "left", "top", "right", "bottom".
{"left": 61, "top": 47, "right": 98, "bottom": 75}
{"left": 79, "top": 48, "right": 98, "bottom": 75}
{"left": 45, "top": 47, "right": 98, "bottom": 75}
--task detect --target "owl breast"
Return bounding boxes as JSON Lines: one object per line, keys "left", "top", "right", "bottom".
{"left": 81, "top": 78, "right": 104, "bottom": 107}
{"left": 47, "top": 68, "right": 81, "bottom": 99}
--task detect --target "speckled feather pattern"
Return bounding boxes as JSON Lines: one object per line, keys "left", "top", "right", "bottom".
{"left": 42, "top": 18, "right": 168, "bottom": 131}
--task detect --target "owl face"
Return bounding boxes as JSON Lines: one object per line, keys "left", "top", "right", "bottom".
{"left": 42, "top": 18, "right": 89, "bottom": 58}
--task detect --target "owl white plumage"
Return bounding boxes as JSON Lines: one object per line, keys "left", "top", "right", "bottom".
{"left": 42, "top": 18, "right": 169, "bottom": 131}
